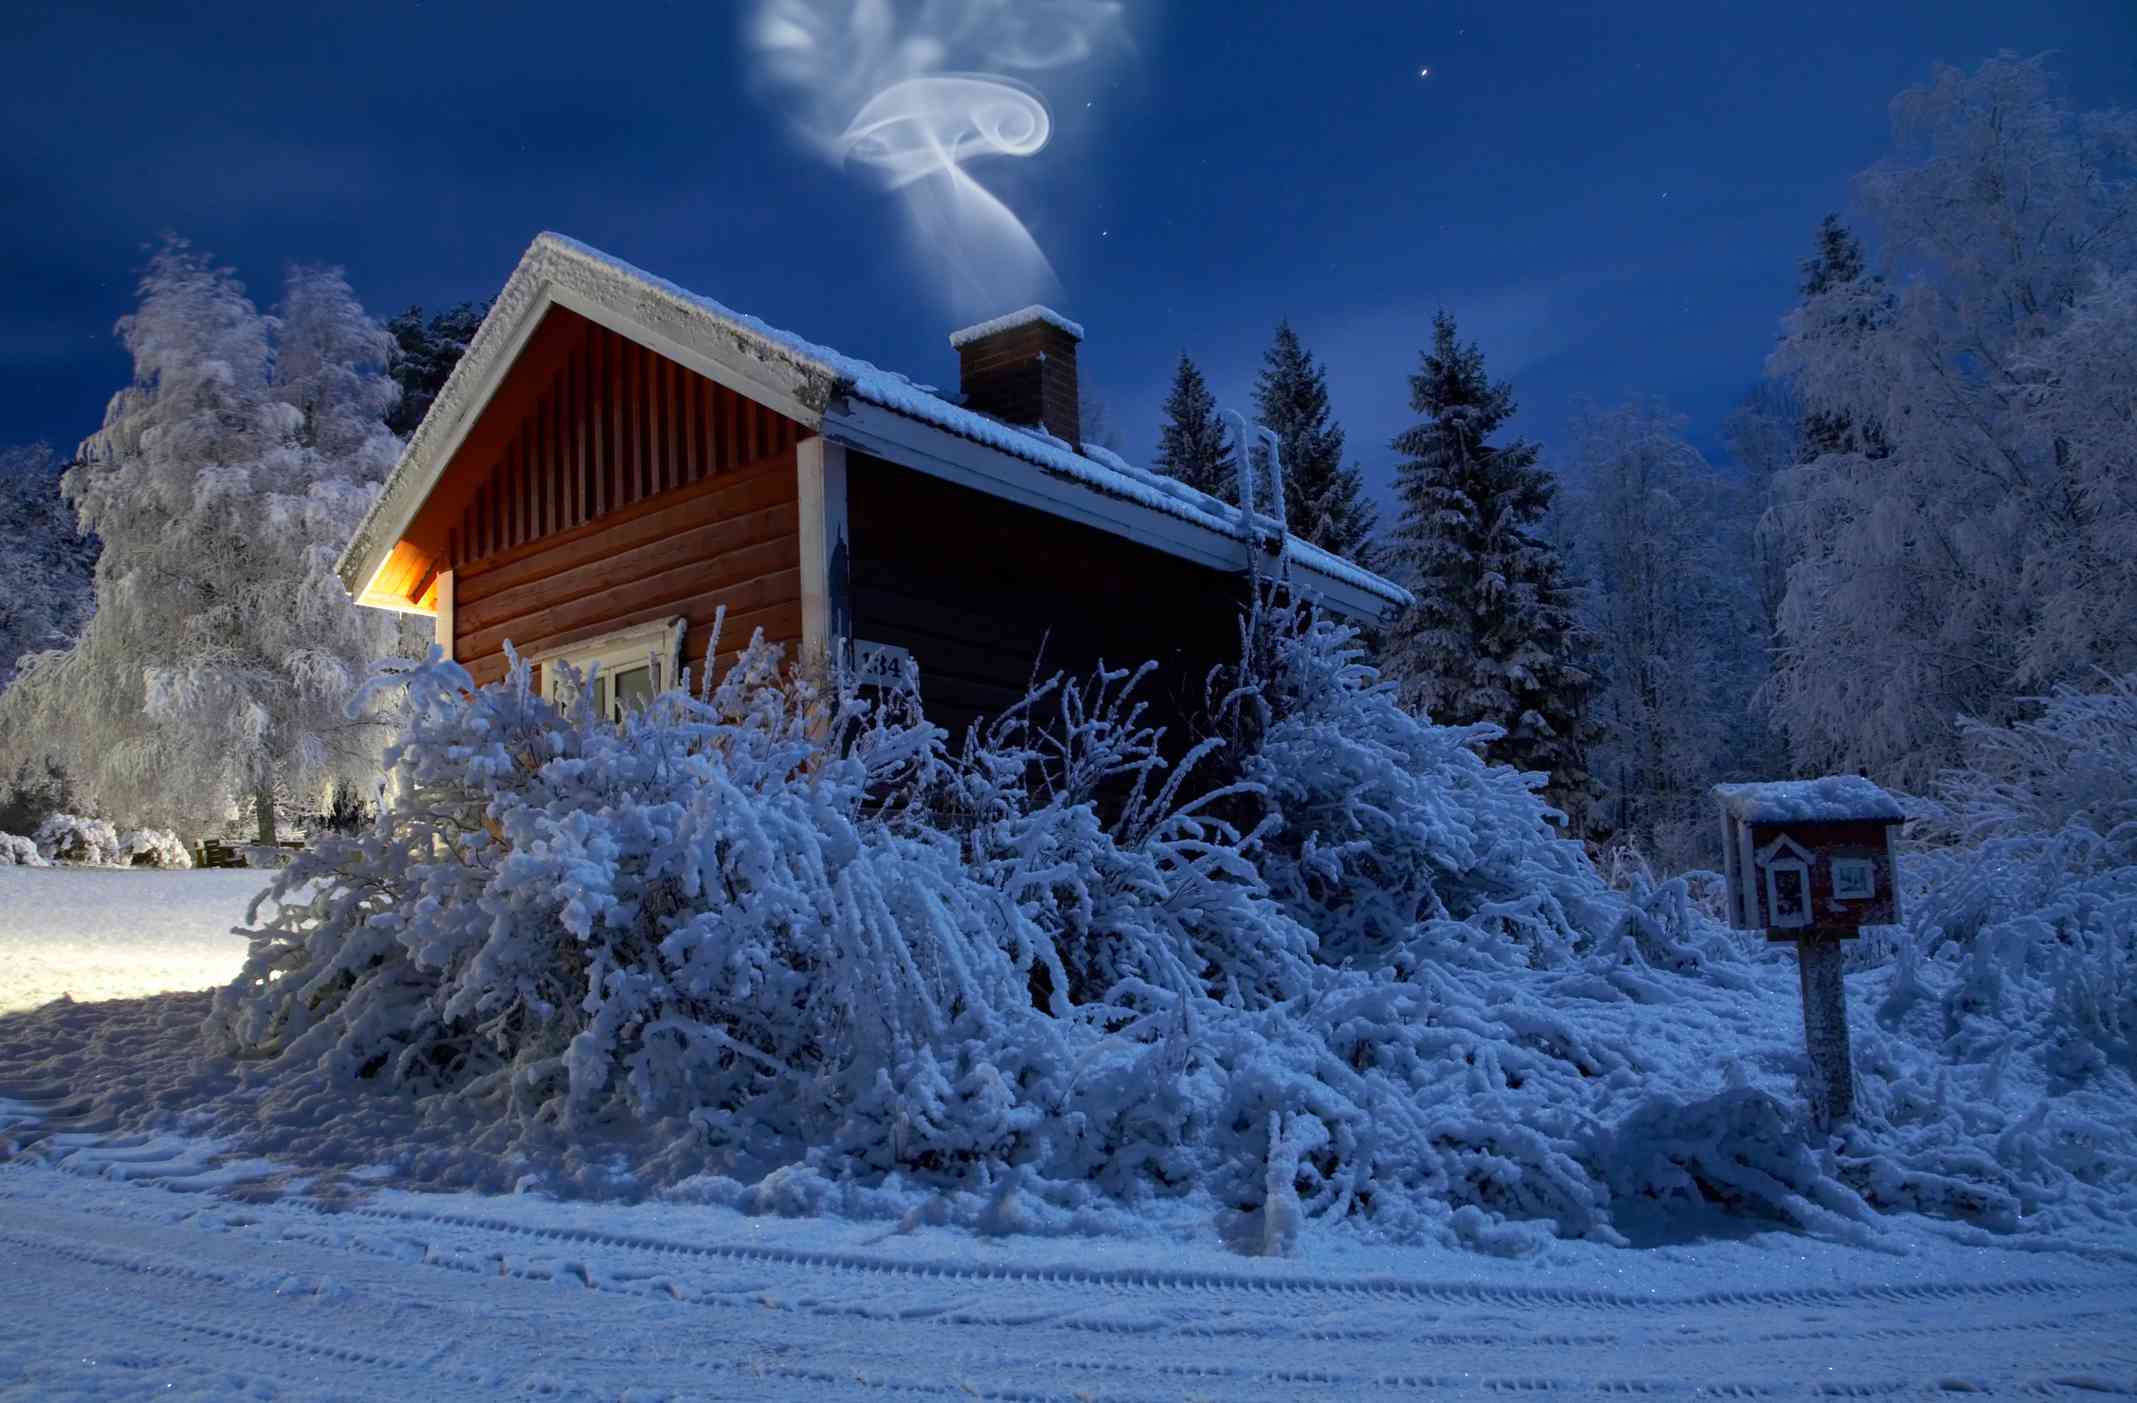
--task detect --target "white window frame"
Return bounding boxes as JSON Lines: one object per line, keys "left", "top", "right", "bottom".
{"left": 530, "top": 617, "right": 686, "bottom": 721}
{"left": 1755, "top": 833, "right": 1817, "bottom": 930}
{"left": 1764, "top": 860, "right": 1812, "bottom": 929}
{"left": 1830, "top": 858, "right": 1876, "bottom": 901}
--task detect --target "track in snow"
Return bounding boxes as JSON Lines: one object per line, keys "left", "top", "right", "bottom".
{"left": 2, "top": 1113, "right": 2135, "bottom": 1400}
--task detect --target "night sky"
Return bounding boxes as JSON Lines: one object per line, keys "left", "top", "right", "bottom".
{"left": 5, "top": 1, "right": 2131, "bottom": 520}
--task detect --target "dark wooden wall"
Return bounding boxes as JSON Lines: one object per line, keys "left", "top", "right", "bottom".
{"left": 846, "top": 455, "right": 1249, "bottom": 745}
{"left": 446, "top": 316, "right": 805, "bottom": 688}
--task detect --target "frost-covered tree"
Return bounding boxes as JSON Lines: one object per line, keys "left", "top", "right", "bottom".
{"left": 0, "top": 242, "right": 411, "bottom": 842}
{"left": 1764, "top": 54, "right": 2137, "bottom": 786}
{"left": 1792, "top": 216, "right": 1887, "bottom": 463}
{"left": 1151, "top": 352, "right": 1235, "bottom": 504}
{"left": 385, "top": 300, "right": 487, "bottom": 437}
{"left": 1723, "top": 378, "right": 1800, "bottom": 656}
{"left": 1252, "top": 321, "right": 1376, "bottom": 558}
{"left": 0, "top": 443, "right": 96, "bottom": 693}
{"left": 1565, "top": 399, "right": 1763, "bottom": 867}
{"left": 1384, "top": 311, "right": 1596, "bottom": 830}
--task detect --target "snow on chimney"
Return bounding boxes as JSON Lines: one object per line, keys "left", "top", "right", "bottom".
{"left": 950, "top": 306, "right": 1085, "bottom": 451}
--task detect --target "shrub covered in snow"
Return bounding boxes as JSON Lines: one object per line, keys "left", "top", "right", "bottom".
{"left": 33, "top": 813, "right": 124, "bottom": 865}
{"left": 1, "top": 831, "right": 49, "bottom": 866}
{"left": 200, "top": 593, "right": 2129, "bottom": 1252}
{"left": 1830, "top": 675, "right": 2137, "bottom": 1230}
{"left": 24, "top": 813, "right": 190, "bottom": 867}
{"left": 117, "top": 827, "right": 193, "bottom": 869}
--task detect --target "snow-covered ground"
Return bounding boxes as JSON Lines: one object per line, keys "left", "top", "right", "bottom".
{"left": 3, "top": 873, "right": 2134, "bottom": 1399}
{"left": 0, "top": 865, "right": 261, "bottom": 1014}
{"left": 3, "top": 1116, "right": 2134, "bottom": 1401}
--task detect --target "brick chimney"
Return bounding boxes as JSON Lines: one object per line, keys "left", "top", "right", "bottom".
{"left": 950, "top": 306, "right": 1084, "bottom": 451}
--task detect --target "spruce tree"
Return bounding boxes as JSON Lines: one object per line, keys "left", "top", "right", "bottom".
{"left": 1251, "top": 321, "right": 1376, "bottom": 559}
{"left": 1385, "top": 310, "right": 1596, "bottom": 830}
{"left": 386, "top": 301, "right": 489, "bottom": 437}
{"left": 1794, "top": 216, "right": 1885, "bottom": 460}
{"left": 1151, "top": 351, "right": 1236, "bottom": 504}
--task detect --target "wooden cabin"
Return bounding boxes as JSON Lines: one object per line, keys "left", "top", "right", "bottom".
{"left": 336, "top": 233, "right": 1409, "bottom": 739}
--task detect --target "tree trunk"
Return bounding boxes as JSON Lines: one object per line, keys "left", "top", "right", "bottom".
{"left": 254, "top": 788, "right": 277, "bottom": 848}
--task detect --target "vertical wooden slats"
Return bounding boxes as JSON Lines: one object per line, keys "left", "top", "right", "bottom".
{"left": 604, "top": 334, "right": 620, "bottom": 516}
{"left": 662, "top": 356, "right": 679, "bottom": 493}
{"left": 637, "top": 341, "right": 655, "bottom": 502}
{"left": 654, "top": 355, "right": 672, "bottom": 495}
{"left": 722, "top": 383, "right": 738, "bottom": 474}
{"left": 512, "top": 436, "right": 528, "bottom": 549}
{"left": 453, "top": 319, "right": 806, "bottom": 568}
{"left": 546, "top": 387, "right": 562, "bottom": 537}
{"left": 574, "top": 343, "right": 591, "bottom": 529}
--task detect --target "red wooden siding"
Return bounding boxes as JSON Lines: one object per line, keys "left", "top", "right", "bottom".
{"left": 442, "top": 314, "right": 806, "bottom": 689}
{"left": 447, "top": 318, "right": 804, "bottom": 566}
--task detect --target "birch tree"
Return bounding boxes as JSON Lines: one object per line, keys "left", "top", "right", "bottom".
{"left": 1764, "top": 54, "right": 2137, "bottom": 785}
{"left": 1566, "top": 399, "right": 1759, "bottom": 866}
{"left": 0, "top": 242, "right": 411, "bottom": 841}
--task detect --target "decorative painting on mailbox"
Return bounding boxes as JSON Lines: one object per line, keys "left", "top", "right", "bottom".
{"left": 1713, "top": 777, "right": 1906, "bottom": 937}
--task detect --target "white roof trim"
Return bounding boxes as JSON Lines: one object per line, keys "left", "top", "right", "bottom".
{"left": 1755, "top": 833, "right": 1816, "bottom": 867}
{"left": 337, "top": 233, "right": 1411, "bottom": 620}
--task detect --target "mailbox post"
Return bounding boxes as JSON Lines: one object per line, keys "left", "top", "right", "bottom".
{"left": 1712, "top": 777, "right": 1905, "bottom": 1130}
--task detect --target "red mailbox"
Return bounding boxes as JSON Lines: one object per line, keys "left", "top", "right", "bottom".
{"left": 1713, "top": 777, "right": 1905, "bottom": 937}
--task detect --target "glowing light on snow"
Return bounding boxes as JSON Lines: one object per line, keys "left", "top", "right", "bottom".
{"left": 744, "top": 0, "right": 1126, "bottom": 318}
{"left": 0, "top": 867, "right": 260, "bottom": 1014}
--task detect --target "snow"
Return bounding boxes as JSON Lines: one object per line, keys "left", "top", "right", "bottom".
{"left": 1715, "top": 775, "right": 1907, "bottom": 824}
{"left": 0, "top": 865, "right": 261, "bottom": 1014}
{"left": 1, "top": 1084, "right": 2133, "bottom": 1399}
{"left": 947, "top": 304, "right": 1085, "bottom": 347}
{"left": 2, "top": 682, "right": 2136, "bottom": 1395}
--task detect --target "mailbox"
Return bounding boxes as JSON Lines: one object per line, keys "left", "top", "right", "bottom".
{"left": 1712, "top": 777, "right": 1904, "bottom": 936}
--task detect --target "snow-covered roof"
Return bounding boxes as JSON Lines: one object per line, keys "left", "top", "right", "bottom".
{"left": 948, "top": 305, "right": 1085, "bottom": 347}
{"left": 1713, "top": 777, "right": 1905, "bottom": 825}
{"left": 337, "top": 233, "right": 1410, "bottom": 618}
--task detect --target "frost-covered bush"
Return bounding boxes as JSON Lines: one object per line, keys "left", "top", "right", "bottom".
{"left": 1903, "top": 675, "right": 2137, "bottom": 1074}
{"left": 32, "top": 812, "right": 123, "bottom": 865}
{"left": 1, "top": 832, "right": 49, "bottom": 866}
{"left": 117, "top": 827, "right": 192, "bottom": 868}
{"left": 199, "top": 592, "right": 2114, "bottom": 1251}
{"left": 944, "top": 658, "right": 1314, "bottom": 1013}
{"left": 211, "top": 628, "right": 1055, "bottom": 1168}
{"left": 1208, "top": 591, "right": 1614, "bottom": 974}
{"left": 1829, "top": 676, "right": 2137, "bottom": 1229}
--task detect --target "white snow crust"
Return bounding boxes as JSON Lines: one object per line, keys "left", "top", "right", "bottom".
{"left": 1714, "top": 775, "right": 1906, "bottom": 824}
{"left": 947, "top": 304, "right": 1085, "bottom": 347}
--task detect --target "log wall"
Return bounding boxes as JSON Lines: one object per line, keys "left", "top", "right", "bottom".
{"left": 846, "top": 455, "right": 1248, "bottom": 743}
{"left": 446, "top": 315, "right": 805, "bottom": 687}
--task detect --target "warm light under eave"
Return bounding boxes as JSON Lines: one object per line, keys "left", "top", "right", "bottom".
{"left": 355, "top": 557, "right": 438, "bottom": 617}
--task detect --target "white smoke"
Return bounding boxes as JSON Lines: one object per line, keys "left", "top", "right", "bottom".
{"left": 745, "top": 0, "right": 1126, "bottom": 318}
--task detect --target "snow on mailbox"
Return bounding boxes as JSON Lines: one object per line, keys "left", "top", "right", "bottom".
{"left": 1712, "top": 776, "right": 1904, "bottom": 937}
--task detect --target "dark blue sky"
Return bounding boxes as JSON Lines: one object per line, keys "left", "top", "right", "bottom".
{"left": 5, "top": 1, "right": 2131, "bottom": 523}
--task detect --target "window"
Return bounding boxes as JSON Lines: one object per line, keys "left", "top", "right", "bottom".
{"left": 1764, "top": 861, "right": 1811, "bottom": 929}
{"left": 533, "top": 618, "right": 685, "bottom": 723}
{"left": 1830, "top": 858, "right": 1875, "bottom": 901}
